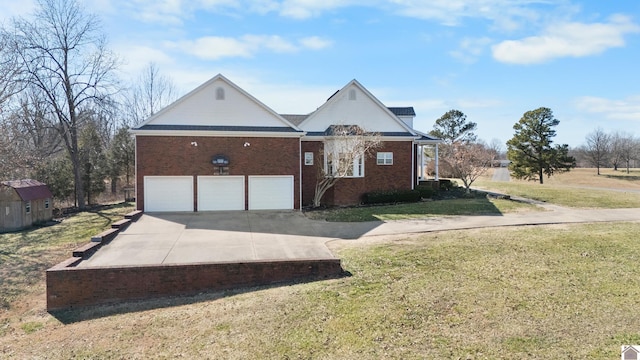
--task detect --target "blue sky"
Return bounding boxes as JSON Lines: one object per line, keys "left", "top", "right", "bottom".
{"left": 2, "top": 0, "right": 639, "bottom": 147}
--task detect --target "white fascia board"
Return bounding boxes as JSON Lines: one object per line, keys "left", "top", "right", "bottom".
{"left": 131, "top": 130, "right": 306, "bottom": 138}
{"left": 301, "top": 135, "right": 415, "bottom": 142}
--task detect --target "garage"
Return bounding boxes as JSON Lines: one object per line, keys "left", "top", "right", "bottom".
{"left": 248, "top": 175, "right": 294, "bottom": 210}
{"left": 144, "top": 176, "right": 194, "bottom": 212}
{"left": 197, "top": 176, "right": 245, "bottom": 211}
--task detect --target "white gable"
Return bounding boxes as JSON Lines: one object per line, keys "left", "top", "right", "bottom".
{"left": 140, "top": 74, "right": 295, "bottom": 129}
{"left": 299, "top": 81, "right": 415, "bottom": 134}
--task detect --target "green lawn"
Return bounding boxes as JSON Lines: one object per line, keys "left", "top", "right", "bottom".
{"left": 2, "top": 221, "right": 638, "bottom": 359}
{"left": 306, "top": 196, "right": 540, "bottom": 222}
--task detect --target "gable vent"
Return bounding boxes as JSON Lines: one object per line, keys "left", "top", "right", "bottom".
{"left": 216, "top": 87, "right": 225, "bottom": 100}
{"left": 348, "top": 89, "right": 356, "bottom": 100}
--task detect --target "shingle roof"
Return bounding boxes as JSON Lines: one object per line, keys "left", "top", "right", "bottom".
{"left": 388, "top": 107, "right": 416, "bottom": 116}
{"left": 414, "top": 130, "right": 442, "bottom": 142}
{"left": 136, "top": 124, "right": 304, "bottom": 133}
{"left": 280, "top": 114, "right": 310, "bottom": 126}
{"left": 1, "top": 179, "right": 53, "bottom": 201}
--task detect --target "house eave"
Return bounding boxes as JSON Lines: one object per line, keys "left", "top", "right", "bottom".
{"left": 131, "top": 130, "right": 306, "bottom": 138}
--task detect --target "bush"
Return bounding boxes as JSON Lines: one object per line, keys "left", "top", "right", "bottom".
{"left": 362, "top": 189, "right": 422, "bottom": 205}
{"left": 416, "top": 186, "right": 436, "bottom": 199}
{"left": 439, "top": 179, "right": 458, "bottom": 191}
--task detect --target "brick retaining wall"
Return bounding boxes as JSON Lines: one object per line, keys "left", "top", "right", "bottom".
{"left": 47, "top": 209, "right": 344, "bottom": 311}
{"left": 47, "top": 259, "right": 343, "bottom": 311}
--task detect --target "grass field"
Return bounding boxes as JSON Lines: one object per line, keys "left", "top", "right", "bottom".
{"left": 0, "top": 170, "right": 638, "bottom": 359}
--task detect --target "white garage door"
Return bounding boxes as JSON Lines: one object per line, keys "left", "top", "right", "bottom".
{"left": 144, "top": 176, "right": 194, "bottom": 212}
{"left": 248, "top": 176, "right": 294, "bottom": 210}
{"left": 197, "top": 176, "right": 245, "bottom": 211}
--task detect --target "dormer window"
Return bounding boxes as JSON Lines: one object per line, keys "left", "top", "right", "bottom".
{"left": 216, "top": 87, "right": 225, "bottom": 100}
{"left": 348, "top": 89, "right": 356, "bottom": 100}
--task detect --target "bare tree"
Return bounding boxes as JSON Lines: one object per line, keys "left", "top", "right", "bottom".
{"left": 610, "top": 132, "right": 636, "bottom": 172}
{"left": 449, "top": 141, "right": 495, "bottom": 194}
{"left": 313, "top": 125, "right": 382, "bottom": 207}
{"left": 5, "top": 0, "right": 119, "bottom": 208}
{"left": 0, "top": 31, "right": 22, "bottom": 109}
{"left": 124, "top": 62, "right": 176, "bottom": 126}
{"left": 619, "top": 134, "right": 639, "bottom": 174}
{"left": 583, "top": 128, "right": 611, "bottom": 175}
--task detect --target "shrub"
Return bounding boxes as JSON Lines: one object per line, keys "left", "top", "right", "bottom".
{"left": 362, "top": 189, "right": 422, "bottom": 205}
{"left": 439, "top": 179, "right": 458, "bottom": 191}
{"left": 416, "top": 186, "right": 436, "bottom": 199}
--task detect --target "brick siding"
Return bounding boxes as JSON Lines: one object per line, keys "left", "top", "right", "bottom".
{"left": 136, "top": 136, "right": 301, "bottom": 210}
{"left": 301, "top": 141, "right": 414, "bottom": 206}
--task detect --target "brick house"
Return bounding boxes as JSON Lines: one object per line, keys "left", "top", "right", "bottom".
{"left": 131, "top": 74, "right": 440, "bottom": 212}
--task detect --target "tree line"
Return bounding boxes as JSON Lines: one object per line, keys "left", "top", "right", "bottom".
{"left": 0, "top": 0, "right": 176, "bottom": 209}
{"left": 575, "top": 129, "right": 639, "bottom": 175}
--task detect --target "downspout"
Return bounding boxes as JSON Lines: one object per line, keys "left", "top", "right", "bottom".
{"left": 411, "top": 142, "right": 415, "bottom": 189}
{"left": 420, "top": 144, "right": 425, "bottom": 180}
{"left": 435, "top": 144, "right": 440, "bottom": 181}
{"left": 299, "top": 137, "right": 303, "bottom": 211}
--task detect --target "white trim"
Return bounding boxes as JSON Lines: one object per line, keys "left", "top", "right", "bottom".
{"left": 376, "top": 152, "right": 393, "bottom": 165}
{"left": 299, "top": 141, "right": 303, "bottom": 211}
{"left": 131, "top": 130, "right": 305, "bottom": 138}
{"left": 298, "top": 79, "right": 417, "bottom": 136}
{"left": 303, "top": 135, "right": 418, "bottom": 142}
{"left": 134, "top": 74, "right": 303, "bottom": 131}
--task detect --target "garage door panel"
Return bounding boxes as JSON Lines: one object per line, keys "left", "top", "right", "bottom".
{"left": 198, "top": 176, "right": 245, "bottom": 211}
{"left": 144, "top": 176, "right": 194, "bottom": 212}
{"left": 248, "top": 176, "right": 294, "bottom": 210}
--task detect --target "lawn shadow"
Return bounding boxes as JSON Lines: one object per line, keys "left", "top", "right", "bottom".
{"left": 604, "top": 174, "right": 640, "bottom": 182}
{"left": 49, "top": 272, "right": 352, "bottom": 324}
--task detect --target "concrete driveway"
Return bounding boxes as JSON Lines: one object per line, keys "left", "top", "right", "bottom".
{"left": 79, "top": 211, "right": 380, "bottom": 267}
{"left": 79, "top": 205, "right": 640, "bottom": 268}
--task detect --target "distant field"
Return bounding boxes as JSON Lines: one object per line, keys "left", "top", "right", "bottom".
{"left": 475, "top": 168, "right": 640, "bottom": 208}
{"left": 485, "top": 167, "right": 640, "bottom": 189}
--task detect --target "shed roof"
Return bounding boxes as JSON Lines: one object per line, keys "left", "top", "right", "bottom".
{"left": 1, "top": 179, "right": 53, "bottom": 201}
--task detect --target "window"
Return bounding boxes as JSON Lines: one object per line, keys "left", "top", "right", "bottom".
{"left": 215, "top": 87, "right": 225, "bottom": 100}
{"left": 304, "top": 152, "right": 314, "bottom": 165}
{"left": 377, "top": 152, "right": 393, "bottom": 165}
{"left": 45, "top": 199, "right": 50, "bottom": 209}
{"left": 25, "top": 201, "right": 31, "bottom": 214}
{"left": 348, "top": 89, "right": 356, "bottom": 100}
{"left": 326, "top": 152, "right": 364, "bottom": 177}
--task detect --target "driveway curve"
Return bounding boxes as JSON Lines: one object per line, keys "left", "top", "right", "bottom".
{"left": 81, "top": 204, "right": 639, "bottom": 267}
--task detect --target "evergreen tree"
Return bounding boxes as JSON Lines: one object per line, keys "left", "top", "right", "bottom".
{"left": 507, "top": 107, "right": 575, "bottom": 184}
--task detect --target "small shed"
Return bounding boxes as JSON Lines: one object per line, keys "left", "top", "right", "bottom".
{"left": 0, "top": 179, "right": 54, "bottom": 232}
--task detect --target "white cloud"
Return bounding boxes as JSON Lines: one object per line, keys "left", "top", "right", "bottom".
{"left": 299, "top": 36, "right": 333, "bottom": 50}
{"left": 114, "top": 0, "right": 241, "bottom": 25}
{"left": 492, "top": 15, "right": 640, "bottom": 64}
{"left": 278, "top": 0, "right": 359, "bottom": 19}
{"left": 574, "top": 95, "right": 640, "bottom": 121}
{"left": 450, "top": 37, "right": 493, "bottom": 63}
{"left": 168, "top": 34, "right": 331, "bottom": 60}
{"left": 389, "top": 0, "right": 546, "bottom": 30}
{"left": 115, "top": 45, "right": 176, "bottom": 74}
